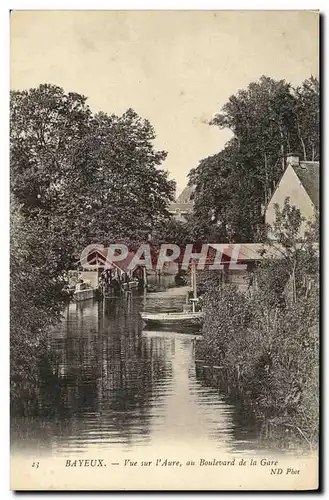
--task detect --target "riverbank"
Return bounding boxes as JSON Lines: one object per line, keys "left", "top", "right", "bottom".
{"left": 195, "top": 272, "right": 319, "bottom": 451}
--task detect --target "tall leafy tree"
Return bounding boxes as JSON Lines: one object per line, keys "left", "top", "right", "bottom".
{"left": 10, "top": 84, "right": 92, "bottom": 214}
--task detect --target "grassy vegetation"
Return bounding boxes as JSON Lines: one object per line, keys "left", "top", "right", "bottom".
{"left": 10, "top": 205, "right": 68, "bottom": 414}
{"left": 196, "top": 203, "right": 319, "bottom": 449}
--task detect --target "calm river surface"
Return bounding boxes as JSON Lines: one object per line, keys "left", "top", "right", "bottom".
{"left": 11, "top": 279, "right": 290, "bottom": 458}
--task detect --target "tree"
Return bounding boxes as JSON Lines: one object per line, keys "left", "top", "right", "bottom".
{"left": 197, "top": 200, "right": 319, "bottom": 446}
{"left": 211, "top": 76, "right": 299, "bottom": 202}
{"left": 188, "top": 138, "right": 264, "bottom": 242}
{"left": 11, "top": 84, "right": 175, "bottom": 258}
{"left": 10, "top": 201, "right": 68, "bottom": 413}
{"left": 151, "top": 217, "right": 193, "bottom": 247}
{"left": 68, "top": 109, "right": 175, "bottom": 246}
{"left": 294, "top": 76, "right": 320, "bottom": 161}
{"left": 10, "top": 84, "right": 92, "bottom": 214}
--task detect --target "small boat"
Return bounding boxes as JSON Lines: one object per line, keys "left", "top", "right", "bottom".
{"left": 140, "top": 310, "right": 204, "bottom": 328}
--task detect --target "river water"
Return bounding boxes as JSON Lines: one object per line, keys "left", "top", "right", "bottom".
{"left": 11, "top": 280, "right": 290, "bottom": 458}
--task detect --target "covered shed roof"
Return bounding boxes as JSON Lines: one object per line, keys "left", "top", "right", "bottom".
{"left": 293, "top": 161, "right": 319, "bottom": 209}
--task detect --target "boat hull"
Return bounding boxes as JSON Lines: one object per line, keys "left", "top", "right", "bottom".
{"left": 123, "top": 281, "right": 139, "bottom": 290}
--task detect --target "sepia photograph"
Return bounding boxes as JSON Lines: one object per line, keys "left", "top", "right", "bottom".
{"left": 9, "top": 9, "right": 319, "bottom": 491}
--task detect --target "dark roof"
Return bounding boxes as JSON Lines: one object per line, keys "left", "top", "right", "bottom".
{"left": 176, "top": 185, "right": 195, "bottom": 204}
{"left": 293, "top": 161, "right": 319, "bottom": 209}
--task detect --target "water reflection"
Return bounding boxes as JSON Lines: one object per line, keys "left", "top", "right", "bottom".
{"left": 11, "top": 290, "right": 270, "bottom": 457}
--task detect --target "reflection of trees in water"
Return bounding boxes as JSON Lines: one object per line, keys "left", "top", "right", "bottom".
{"left": 35, "top": 298, "right": 172, "bottom": 446}
{"left": 194, "top": 363, "right": 260, "bottom": 450}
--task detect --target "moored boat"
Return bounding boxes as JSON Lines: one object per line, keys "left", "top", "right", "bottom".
{"left": 140, "top": 310, "right": 204, "bottom": 328}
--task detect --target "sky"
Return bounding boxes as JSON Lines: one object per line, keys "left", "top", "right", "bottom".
{"left": 10, "top": 10, "right": 319, "bottom": 195}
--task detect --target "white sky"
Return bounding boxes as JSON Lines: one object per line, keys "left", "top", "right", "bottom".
{"left": 10, "top": 10, "right": 319, "bottom": 194}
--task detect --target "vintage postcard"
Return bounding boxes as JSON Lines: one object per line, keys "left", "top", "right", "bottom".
{"left": 10, "top": 10, "right": 319, "bottom": 491}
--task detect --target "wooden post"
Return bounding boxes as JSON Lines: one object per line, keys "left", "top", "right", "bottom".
{"left": 292, "top": 262, "right": 297, "bottom": 304}
{"left": 191, "top": 262, "right": 197, "bottom": 313}
{"left": 143, "top": 266, "right": 148, "bottom": 288}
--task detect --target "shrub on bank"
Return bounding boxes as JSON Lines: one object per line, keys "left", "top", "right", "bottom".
{"left": 197, "top": 275, "right": 318, "bottom": 447}
{"left": 197, "top": 203, "right": 319, "bottom": 448}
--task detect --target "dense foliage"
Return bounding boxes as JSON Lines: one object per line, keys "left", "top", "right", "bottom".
{"left": 10, "top": 84, "right": 175, "bottom": 411}
{"left": 10, "top": 203, "right": 68, "bottom": 412}
{"left": 11, "top": 84, "right": 175, "bottom": 251}
{"left": 197, "top": 204, "right": 319, "bottom": 447}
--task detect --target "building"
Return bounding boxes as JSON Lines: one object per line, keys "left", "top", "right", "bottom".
{"left": 168, "top": 185, "right": 195, "bottom": 222}
{"left": 265, "top": 153, "right": 319, "bottom": 239}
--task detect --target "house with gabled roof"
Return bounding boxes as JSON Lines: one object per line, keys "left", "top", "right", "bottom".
{"left": 265, "top": 153, "right": 319, "bottom": 239}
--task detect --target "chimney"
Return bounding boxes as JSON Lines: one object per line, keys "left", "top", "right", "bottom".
{"left": 286, "top": 152, "right": 300, "bottom": 167}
